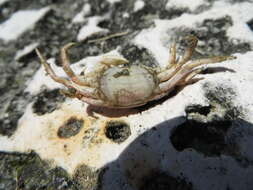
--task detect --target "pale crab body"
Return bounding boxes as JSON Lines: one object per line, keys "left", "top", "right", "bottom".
{"left": 100, "top": 65, "right": 158, "bottom": 107}
{"left": 36, "top": 36, "right": 236, "bottom": 108}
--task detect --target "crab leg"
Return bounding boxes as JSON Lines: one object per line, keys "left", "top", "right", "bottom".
{"left": 158, "top": 67, "right": 204, "bottom": 93}
{"left": 159, "top": 53, "right": 236, "bottom": 93}
{"left": 176, "top": 68, "right": 204, "bottom": 86}
{"left": 158, "top": 36, "right": 198, "bottom": 82}
{"left": 185, "top": 55, "right": 236, "bottom": 70}
{"left": 177, "top": 35, "right": 198, "bottom": 66}
{"left": 166, "top": 41, "right": 177, "bottom": 68}
{"left": 36, "top": 48, "right": 73, "bottom": 88}
{"left": 61, "top": 43, "right": 90, "bottom": 86}
{"left": 151, "top": 69, "right": 204, "bottom": 101}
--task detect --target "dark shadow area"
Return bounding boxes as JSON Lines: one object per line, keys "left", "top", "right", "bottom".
{"left": 202, "top": 67, "right": 236, "bottom": 74}
{"left": 86, "top": 90, "right": 178, "bottom": 118}
{"left": 97, "top": 116, "right": 253, "bottom": 190}
{"left": 32, "top": 88, "right": 66, "bottom": 115}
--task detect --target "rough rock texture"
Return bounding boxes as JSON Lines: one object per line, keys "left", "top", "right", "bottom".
{"left": 1, "top": 0, "right": 253, "bottom": 190}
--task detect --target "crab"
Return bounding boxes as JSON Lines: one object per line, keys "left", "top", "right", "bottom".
{"left": 35, "top": 35, "right": 236, "bottom": 108}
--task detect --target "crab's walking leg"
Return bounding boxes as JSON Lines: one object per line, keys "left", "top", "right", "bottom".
{"left": 36, "top": 48, "right": 73, "bottom": 88}
{"left": 158, "top": 36, "right": 198, "bottom": 82}
{"left": 177, "top": 68, "right": 204, "bottom": 86}
{"left": 185, "top": 55, "right": 236, "bottom": 69}
{"left": 36, "top": 48, "right": 97, "bottom": 98}
{"left": 165, "top": 41, "right": 177, "bottom": 69}
{"left": 61, "top": 43, "right": 90, "bottom": 86}
{"left": 159, "top": 54, "right": 236, "bottom": 93}
{"left": 157, "top": 42, "right": 177, "bottom": 81}
{"left": 177, "top": 35, "right": 198, "bottom": 66}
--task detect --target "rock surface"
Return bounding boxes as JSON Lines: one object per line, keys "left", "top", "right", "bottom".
{"left": 1, "top": 0, "right": 253, "bottom": 189}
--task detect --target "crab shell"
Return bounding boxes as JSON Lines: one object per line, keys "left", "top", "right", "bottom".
{"left": 99, "top": 65, "right": 158, "bottom": 107}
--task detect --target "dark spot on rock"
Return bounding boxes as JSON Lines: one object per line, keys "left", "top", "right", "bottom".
{"left": 105, "top": 120, "right": 131, "bottom": 143}
{"left": 80, "top": 71, "right": 85, "bottom": 76}
{"left": 140, "top": 171, "right": 193, "bottom": 190}
{"left": 0, "top": 151, "right": 77, "bottom": 190}
{"left": 73, "top": 164, "right": 101, "bottom": 190}
{"left": 196, "top": 16, "right": 251, "bottom": 55}
{"left": 32, "top": 89, "right": 65, "bottom": 115}
{"left": 57, "top": 117, "right": 84, "bottom": 138}
{"left": 120, "top": 44, "right": 158, "bottom": 67}
{"left": 185, "top": 104, "right": 212, "bottom": 116}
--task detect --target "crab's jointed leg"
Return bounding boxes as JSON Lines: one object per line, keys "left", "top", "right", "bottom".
{"left": 185, "top": 55, "right": 236, "bottom": 69}
{"left": 157, "top": 35, "right": 236, "bottom": 94}
{"left": 177, "top": 35, "right": 198, "bottom": 66}
{"left": 36, "top": 48, "right": 97, "bottom": 98}
{"left": 158, "top": 35, "right": 198, "bottom": 82}
{"left": 159, "top": 54, "right": 236, "bottom": 93}
{"left": 36, "top": 48, "right": 73, "bottom": 88}
{"left": 157, "top": 42, "right": 177, "bottom": 82}
{"left": 176, "top": 68, "right": 204, "bottom": 86}
{"left": 61, "top": 43, "right": 90, "bottom": 86}
{"left": 166, "top": 41, "right": 177, "bottom": 69}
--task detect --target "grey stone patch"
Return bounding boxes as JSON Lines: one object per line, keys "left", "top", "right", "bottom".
{"left": 32, "top": 88, "right": 66, "bottom": 115}
{"left": 208, "top": 0, "right": 251, "bottom": 3}
{"left": 120, "top": 44, "right": 158, "bottom": 67}
{"left": 73, "top": 164, "right": 103, "bottom": 190}
{"left": 195, "top": 16, "right": 251, "bottom": 55}
{"left": 96, "top": 0, "right": 184, "bottom": 32}
{"left": 0, "top": 91, "right": 31, "bottom": 137}
{"left": 87, "top": 0, "right": 110, "bottom": 16}
{"left": 0, "top": 151, "right": 77, "bottom": 190}
{"left": 75, "top": 0, "right": 185, "bottom": 66}
{"left": 0, "top": 46, "right": 37, "bottom": 137}
{"left": 0, "top": 1, "right": 84, "bottom": 136}
{"left": 104, "top": 120, "right": 131, "bottom": 143}
{"left": 57, "top": 117, "right": 84, "bottom": 138}
{"left": 166, "top": 16, "right": 251, "bottom": 59}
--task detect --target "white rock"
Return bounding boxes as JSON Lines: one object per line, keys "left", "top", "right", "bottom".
{"left": 0, "top": 0, "right": 9, "bottom": 6}
{"left": 106, "top": 0, "right": 121, "bottom": 4}
{"left": 72, "top": 3, "right": 91, "bottom": 23}
{"left": 133, "top": 0, "right": 145, "bottom": 12}
{"left": 0, "top": 7, "right": 50, "bottom": 42}
{"left": 15, "top": 42, "right": 39, "bottom": 61}
{"left": 77, "top": 16, "right": 108, "bottom": 41}
{"left": 166, "top": 0, "right": 208, "bottom": 12}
